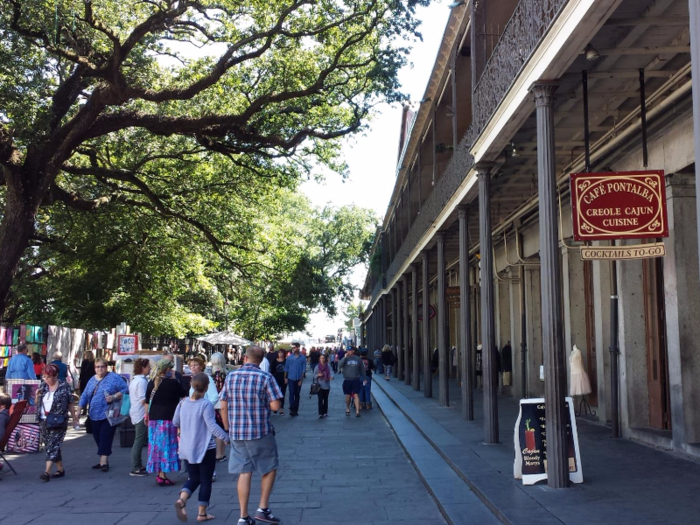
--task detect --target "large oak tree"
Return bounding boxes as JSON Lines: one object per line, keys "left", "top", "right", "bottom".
{"left": 0, "top": 0, "right": 426, "bottom": 318}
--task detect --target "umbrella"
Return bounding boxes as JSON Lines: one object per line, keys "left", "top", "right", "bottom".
{"left": 196, "top": 331, "right": 252, "bottom": 346}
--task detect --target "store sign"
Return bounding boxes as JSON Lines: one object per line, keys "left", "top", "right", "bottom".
{"left": 446, "top": 286, "right": 460, "bottom": 304}
{"left": 570, "top": 170, "right": 668, "bottom": 241}
{"left": 513, "top": 397, "right": 583, "bottom": 485}
{"left": 117, "top": 334, "right": 139, "bottom": 355}
{"left": 580, "top": 242, "right": 666, "bottom": 260}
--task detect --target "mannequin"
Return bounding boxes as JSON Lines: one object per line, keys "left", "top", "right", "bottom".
{"left": 569, "top": 344, "right": 592, "bottom": 396}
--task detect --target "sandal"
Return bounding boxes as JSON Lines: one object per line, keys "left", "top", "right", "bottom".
{"left": 162, "top": 478, "right": 175, "bottom": 486}
{"left": 198, "top": 513, "right": 215, "bottom": 521}
{"left": 356, "top": 412, "right": 361, "bottom": 417}
{"left": 40, "top": 471, "right": 51, "bottom": 482}
{"left": 345, "top": 410, "right": 350, "bottom": 416}
{"left": 51, "top": 470, "right": 65, "bottom": 478}
{"left": 174, "top": 499, "right": 187, "bottom": 522}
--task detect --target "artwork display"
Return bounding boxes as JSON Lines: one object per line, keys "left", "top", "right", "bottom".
{"left": 7, "top": 379, "right": 41, "bottom": 423}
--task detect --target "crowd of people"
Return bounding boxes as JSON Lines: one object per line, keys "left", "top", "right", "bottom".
{"left": 0, "top": 341, "right": 396, "bottom": 524}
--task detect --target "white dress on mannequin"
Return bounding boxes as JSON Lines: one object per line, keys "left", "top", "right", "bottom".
{"left": 569, "top": 345, "right": 592, "bottom": 396}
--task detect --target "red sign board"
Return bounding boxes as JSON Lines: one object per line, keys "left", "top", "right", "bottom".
{"left": 570, "top": 170, "right": 668, "bottom": 241}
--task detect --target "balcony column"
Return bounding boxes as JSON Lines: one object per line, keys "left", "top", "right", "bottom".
{"left": 403, "top": 274, "right": 411, "bottom": 385}
{"left": 458, "top": 206, "right": 474, "bottom": 420}
{"left": 396, "top": 283, "right": 403, "bottom": 381}
{"left": 422, "top": 251, "right": 432, "bottom": 398}
{"left": 381, "top": 296, "right": 387, "bottom": 348}
{"left": 477, "top": 161, "right": 498, "bottom": 443}
{"left": 412, "top": 265, "right": 420, "bottom": 390}
{"left": 436, "top": 234, "right": 449, "bottom": 407}
{"left": 691, "top": 0, "right": 700, "bottom": 281}
{"left": 532, "top": 82, "right": 568, "bottom": 489}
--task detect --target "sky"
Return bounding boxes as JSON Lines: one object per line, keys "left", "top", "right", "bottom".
{"left": 299, "top": 2, "right": 452, "bottom": 342}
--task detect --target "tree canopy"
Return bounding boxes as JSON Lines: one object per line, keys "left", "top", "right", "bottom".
{"left": 0, "top": 0, "right": 428, "bottom": 331}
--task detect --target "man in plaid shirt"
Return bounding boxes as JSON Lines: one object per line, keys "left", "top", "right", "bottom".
{"left": 220, "top": 346, "right": 283, "bottom": 525}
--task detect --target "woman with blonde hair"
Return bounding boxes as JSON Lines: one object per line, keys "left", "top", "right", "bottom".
{"left": 174, "top": 373, "right": 230, "bottom": 522}
{"left": 381, "top": 344, "right": 395, "bottom": 380}
{"left": 146, "top": 359, "right": 187, "bottom": 485}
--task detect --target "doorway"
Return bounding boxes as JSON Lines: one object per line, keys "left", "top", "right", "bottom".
{"left": 642, "top": 256, "right": 671, "bottom": 430}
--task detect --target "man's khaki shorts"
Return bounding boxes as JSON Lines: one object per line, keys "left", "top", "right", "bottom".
{"left": 228, "top": 431, "right": 279, "bottom": 475}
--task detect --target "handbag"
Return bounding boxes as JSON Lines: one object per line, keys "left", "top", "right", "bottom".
{"left": 106, "top": 396, "right": 126, "bottom": 426}
{"left": 45, "top": 413, "right": 67, "bottom": 430}
{"left": 120, "top": 393, "right": 131, "bottom": 416}
{"left": 85, "top": 375, "right": 104, "bottom": 434}
{"left": 309, "top": 378, "right": 321, "bottom": 396}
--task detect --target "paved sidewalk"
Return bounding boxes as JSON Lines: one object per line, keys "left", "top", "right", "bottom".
{"left": 374, "top": 376, "right": 700, "bottom": 525}
{"left": 0, "top": 383, "right": 446, "bottom": 525}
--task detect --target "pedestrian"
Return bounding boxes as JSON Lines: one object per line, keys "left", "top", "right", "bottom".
{"left": 373, "top": 347, "right": 383, "bottom": 376}
{"left": 381, "top": 345, "right": 395, "bottom": 380}
{"left": 188, "top": 356, "right": 221, "bottom": 481}
{"left": 283, "top": 342, "right": 306, "bottom": 417}
{"left": 79, "top": 350, "right": 96, "bottom": 396}
{"left": 359, "top": 350, "right": 375, "bottom": 410}
{"left": 162, "top": 351, "right": 186, "bottom": 386}
{"left": 209, "top": 352, "right": 228, "bottom": 463}
{"left": 35, "top": 364, "right": 80, "bottom": 481}
{"left": 308, "top": 346, "right": 321, "bottom": 371}
{"left": 32, "top": 352, "right": 45, "bottom": 379}
{"left": 220, "top": 346, "right": 284, "bottom": 525}
{"left": 339, "top": 347, "right": 366, "bottom": 417}
{"left": 313, "top": 353, "right": 334, "bottom": 418}
{"left": 173, "top": 373, "right": 230, "bottom": 523}
{"left": 78, "top": 357, "right": 128, "bottom": 471}
{"left": 272, "top": 350, "right": 287, "bottom": 415}
{"left": 146, "top": 359, "right": 187, "bottom": 486}
{"left": 49, "top": 352, "right": 68, "bottom": 382}
{"left": 331, "top": 349, "right": 338, "bottom": 373}
{"left": 128, "top": 358, "right": 151, "bottom": 477}
{"left": 5, "top": 343, "right": 35, "bottom": 380}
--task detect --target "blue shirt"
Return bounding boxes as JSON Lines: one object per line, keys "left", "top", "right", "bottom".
{"left": 284, "top": 353, "right": 307, "bottom": 381}
{"left": 51, "top": 360, "right": 68, "bottom": 381}
{"left": 79, "top": 372, "right": 128, "bottom": 420}
{"left": 5, "top": 353, "right": 35, "bottom": 380}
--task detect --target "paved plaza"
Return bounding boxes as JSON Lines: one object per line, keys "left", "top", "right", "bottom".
{"left": 0, "top": 383, "right": 469, "bottom": 525}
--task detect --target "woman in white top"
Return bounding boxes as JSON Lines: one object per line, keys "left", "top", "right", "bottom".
{"left": 129, "top": 358, "right": 151, "bottom": 476}
{"left": 35, "top": 364, "right": 80, "bottom": 481}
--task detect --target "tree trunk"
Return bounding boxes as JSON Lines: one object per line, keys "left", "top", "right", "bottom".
{"left": 0, "top": 180, "right": 37, "bottom": 320}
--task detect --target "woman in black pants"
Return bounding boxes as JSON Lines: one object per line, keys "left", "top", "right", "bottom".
{"left": 272, "top": 350, "right": 287, "bottom": 415}
{"left": 313, "top": 354, "right": 334, "bottom": 418}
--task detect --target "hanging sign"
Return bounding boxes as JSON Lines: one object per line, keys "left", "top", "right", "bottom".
{"left": 117, "top": 334, "right": 139, "bottom": 356}
{"left": 446, "top": 286, "right": 460, "bottom": 304}
{"left": 513, "top": 397, "right": 583, "bottom": 485}
{"left": 570, "top": 170, "right": 668, "bottom": 241}
{"left": 580, "top": 242, "right": 666, "bottom": 260}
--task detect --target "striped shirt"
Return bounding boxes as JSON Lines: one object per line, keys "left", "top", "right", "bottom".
{"left": 220, "top": 364, "right": 283, "bottom": 441}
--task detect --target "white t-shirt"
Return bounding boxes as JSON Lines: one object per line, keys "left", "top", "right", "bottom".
{"left": 129, "top": 375, "right": 148, "bottom": 424}
{"left": 41, "top": 391, "right": 55, "bottom": 420}
{"left": 259, "top": 358, "right": 270, "bottom": 374}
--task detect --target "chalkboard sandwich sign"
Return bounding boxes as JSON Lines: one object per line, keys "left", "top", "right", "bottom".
{"left": 513, "top": 397, "right": 583, "bottom": 485}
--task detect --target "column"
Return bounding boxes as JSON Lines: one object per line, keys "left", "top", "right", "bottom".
{"left": 437, "top": 234, "right": 449, "bottom": 407}
{"left": 381, "top": 296, "right": 387, "bottom": 348}
{"left": 477, "top": 161, "right": 498, "bottom": 443}
{"left": 403, "top": 275, "right": 411, "bottom": 385}
{"left": 412, "top": 265, "right": 420, "bottom": 390}
{"left": 691, "top": 0, "right": 700, "bottom": 284}
{"left": 422, "top": 251, "right": 432, "bottom": 398}
{"left": 395, "top": 284, "right": 403, "bottom": 381}
{"left": 532, "top": 82, "right": 568, "bottom": 488}
{"left": 459, "top": 207, "right": 474, "bottom": 420}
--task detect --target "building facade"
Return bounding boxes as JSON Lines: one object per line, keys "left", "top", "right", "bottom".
{"left": 361, "top": 0, "right": 700, "bottom": 488}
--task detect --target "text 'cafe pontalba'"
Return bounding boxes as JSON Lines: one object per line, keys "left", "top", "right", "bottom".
{"left": 359, "top": 0, "right": 700, "bottom": 489}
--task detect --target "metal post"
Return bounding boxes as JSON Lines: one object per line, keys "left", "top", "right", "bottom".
{"left": 412, "top": 266, "right": 420, "bottom": 390}
{"left": 532, "top": 82, "right": 568, "bottom": 488}
{"left": 610, "top": 242, "right": 620, "bottom": 438}
{"left": 477, "top": 162, "right": 498, "bottom": 443}
{"left": 691, "top": 0, "right": 700, "bottom": 296}
{"left": 459, "top": 207, "right": 474, "bottom": 420}
{"left": 451, "top": 49, "right": 459, "bottom": 152}
{"left": 403, "top": 275, "right": 411, "bottom": 385}
{"left": 639, "top": 69, "right": 649, "bottom": 168}
{"left": 582, "top": 70, "right": 591, "bottom": 172}
{"left": 422, "top": 252, "right": 432, "bottom": 398}
{"left": 396, "top": 283, "right": 403, "bottom": 381}
{"left": 520, "top": 265, "right": 528, "bottom": 399}
{"left": 436, "top": 234, "right": 449, "bottom": 407}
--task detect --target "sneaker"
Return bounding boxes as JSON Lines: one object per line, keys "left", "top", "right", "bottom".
{"left": 130, "top": 468, "right": 148, "bottom": 477}
{"left": 255, "top": 508, "right": 281, "bottom": 524}
{"left": 216, "top": 455, "right": 227, "bottom": 463}
{"left": 237, "top": 517, "right": 256, "bottom": 525}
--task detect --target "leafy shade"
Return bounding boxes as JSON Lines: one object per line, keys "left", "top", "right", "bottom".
{"left": 0, "top": 0, "right": 428, "bottom": 317}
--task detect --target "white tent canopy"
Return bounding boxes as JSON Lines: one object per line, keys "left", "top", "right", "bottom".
{"left": 196, "top": 330, "right": 252, "bottom": 346}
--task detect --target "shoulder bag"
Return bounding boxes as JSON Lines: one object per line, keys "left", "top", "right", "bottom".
{"left": 84, "top": 380, "right": 101, "bottom": 434}
{"left": 309, "top": 376, "right": 321, "bottom": 397}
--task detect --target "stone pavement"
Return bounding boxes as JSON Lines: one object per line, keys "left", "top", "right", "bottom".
{"left": 0, "top": 381, "right": 455, "bottom": 525}
{"left": 373, "top": 376, "right": 700, "bottom": 525}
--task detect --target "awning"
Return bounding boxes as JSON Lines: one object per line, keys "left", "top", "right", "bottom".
{"left": 196, "top": 331, "right": 252, "bottom": 346}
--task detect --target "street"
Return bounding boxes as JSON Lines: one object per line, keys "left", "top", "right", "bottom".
{"left": 0, "top": 383, "right": 452, "bottom": 525}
